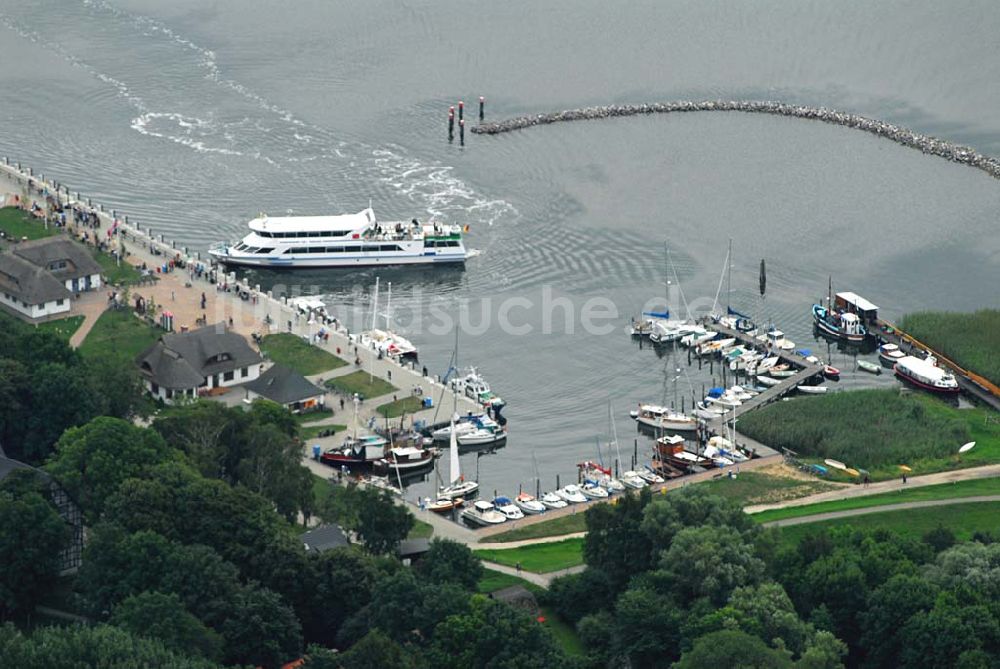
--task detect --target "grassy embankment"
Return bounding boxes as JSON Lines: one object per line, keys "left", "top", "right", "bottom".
{"left": 36, "top": 315, "right": 85, "bottom": 340}
{"left": 777, "top": 501, "right": 1000, "bottom": 547}
{"left": 259, "top": 333, "right": 347, "bottom": 376}
{"left": 899, "top": 309, "right": 1000, "bottom": 387}
{"left": 738, "top": 389, "right": 1000, "bottom": 481}
{"left": 78, "top": 308, "right": 161, "bottom": 361}
{"left": 753, "top": 476, "right": 1000, "bottom": 523}
{"left": 376, "top": 395, "right": 425, "bottom": 418}
{"left": 474, "top": 538, "right": 585, "bottom": 573}
{"left": 325, "top": 370, "right": 396, "bottom": 399}
{"left": 0, "top": 206, "right": 57, "bottom": 245}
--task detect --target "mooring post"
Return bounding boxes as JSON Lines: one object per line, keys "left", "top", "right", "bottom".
{"left": 448, "top": 106, "right": 455, "bottom": 141}
{"left": 458, "top": 100, "right": 464, "bottom": 121}
{"left": 459, "top": 119, "right": 465, "bottom": 146}
{"left": 479, "top": 96, "right": 485, "bottom": 121}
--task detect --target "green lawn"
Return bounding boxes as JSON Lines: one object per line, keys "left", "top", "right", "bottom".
{"left": 474, "top": 538, "right": 584, "bottom": 573}
{"left": 753, "top": 476, "right": 1000, "bottom": 523}
{"left": 699, "top": 470, "right": 839, "bottom": 506}
{"left": 78, "top": 308, "right": 161, "bottom": 361}
{"left": 91, "top": 248, "right": 142, "bottom": 285}
{"left": 325, "top": 370, "right": 397, "bottom": 400}
{"left": 899, "top": 310, "right": 1000, "bottom": 387}
{"left": 376, "top": 395, "right": 424, "bottom": 418}
{"left": 738, "top": 389, "right": 1000, "bottom": 481}
{"left": 486, "top": 513, "right": 588, "bottom": 543}
{"left": 778, "top": 501, "right": 1000, "bottom": 547}
{"left": 477, "top": 571, "right": 545, "bottom": 596}
{"left": 260, "top": 333, "right": 347, "bottom": 376}
{"left": 299, "top": 423, "right": 346, "bottom": 442}
{"left": 0, "top": 206, "right": 58, "bottom": 243}
{"left": 408, "top": 519, "right": 434, "bottom": 539}
{"left": 294, "top": 408, "right": 334, "bottom": 424}
{"left": 36, "top": 315, "right": 85, "bottom": 340}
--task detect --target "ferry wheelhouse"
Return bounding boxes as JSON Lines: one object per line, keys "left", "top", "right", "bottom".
{"left": 209, "top": 208, "right": 471, "bottom": 268}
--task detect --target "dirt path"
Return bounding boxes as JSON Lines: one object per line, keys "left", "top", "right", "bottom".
{"left": 761, "top": 495, "right": 1000, "bottom": 528}
{"left": 480, "top": 561, "right": 587, "bottom": 588}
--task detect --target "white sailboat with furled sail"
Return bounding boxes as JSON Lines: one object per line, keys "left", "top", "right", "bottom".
{"left": 438, "top": 416, "right": 479, "bottom": 499}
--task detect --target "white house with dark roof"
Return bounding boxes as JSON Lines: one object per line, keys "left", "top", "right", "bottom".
{"left": 244, "top": 363, "right": 326, "bottom": 412}
{"left": 0, "top": 252, "right": 73, "bottom": 319}
{"left": 12, "top": 237, "right": 103, "bottom": 294}
{"left": 136, "top": 325, "right": 263, "bottom": 403}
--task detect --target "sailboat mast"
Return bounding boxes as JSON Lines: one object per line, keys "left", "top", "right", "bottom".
{"left": 728, "top": 238, "right": 733, "bottom": 313}
{"left": 386, "top": 281, "right": 392, "bottom": 330}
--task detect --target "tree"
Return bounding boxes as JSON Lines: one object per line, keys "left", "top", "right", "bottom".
{"left": 297, "top": 548, "right": 383, "bottom": 647}
{"left": 0, "top": 622, "right": 219, "bottom": 669}
{"left": 860, "top": 574, "right": 939, "bottom": 667}
{"left": 416, "top": 538, "right": 483, "bottom": 591}
{"left": 924, "top": 542, "right": 1000, "bottom": 601}
{"left": 797, "top": 630, "right": 848, "bottom": 669}
{"left": 613, "top": 586, "right": 682, "bottom": 668}
{"left": 354, "top": 487, "right": 414, "bottom": 555}
{"left": 247, "top": 398, "right": 298, "bottom": 437}
{"left": 220, "top": 586, "right": 302, "bottom": 669}
{"left": 84, "top": 354, "right": 147, "bottom": 421}
{"left": 0, "top": 475, "right": 69, "bottom": 617}
{"left": 897, "top": 596, "right": 1000, "bottom": 669}
{"left": 691, "top": 582, "right": 814, "bottom": 656}
{"left": 674, "top": 630, "right": 793, "bottom": 669}
{"left": 583, "top": 487, "right": 654, "bottom": 589}
{"left": 367, "top": 570, "right": 471, "bottom": 642}
{"left": 110, "top": 591, "right": 223, "bottom": 661}
{"left": 544, "top": 568, "right": 615, "bottom": 625}
{"left": 923, "top": 525, "right": 957, "bottom": 553}
{"left": 305, "top": 632, "right": 420, "bottom": 669}
{"left": 238, "top": 422, "right": 314, "bottom": 522}
{"left": 425, "top": 596, "right": 568, "bottom": 668}
{"left": 45, "top": 417, "right": 176, "bottom": 522}
{"left": 657, "top": 525, "right": 765, "bottom": 607}
{"left": 0, "top": 359, "right": 29, "bottom": 458}
{"left": 25, "top": 362, "right": 101, "bottom": 464}
{"left": 641, "top": 487, "right": 756, "bottom": 554}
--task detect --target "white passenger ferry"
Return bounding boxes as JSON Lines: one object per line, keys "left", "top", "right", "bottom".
{"left": 209, "top": 208, "right": 471, "bottom": 268}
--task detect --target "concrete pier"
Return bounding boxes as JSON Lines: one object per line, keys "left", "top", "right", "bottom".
{"left": 471, "top": 100, "right": 1000, "bottom": 181}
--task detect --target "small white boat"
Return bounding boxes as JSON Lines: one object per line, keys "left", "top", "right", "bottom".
{"left": 769, "top": 369, "right": 797, "bottom": 378}
{"left": 756, "top": 375, "right": 781, "bottom": 387}
{"left": 757, "top": 329, "right": 795, "bottom": 351}
{"left": 702, "top": 444, "right": 735, "bottom": 467}
{"left": 636, "top": 468, "right": 665, "bottom": 485}
{"left": 600, "top": 477, "right": 626, "bottom": 494}
{"left": 894, "top": 355, "right": 960, "bottom": 394}
{"left": 439, "top": 479, "right": 479, "bottom": 500}
{"left": 450, "top": 367, "right": 505, "bottom": 410}
{"left": 514, "top": 492, "right": 547, "bottom": 515}
{"left": 493, "top": 497, "right": 525, "bottom": 520}
{"left": 427, "top": 497, "right": 464, "bottom": 513}
{"left": 797, "top": 385, "right": 828, "bottom": 394}
{"left": 824, "top": 458, "right": 847, "bottom": 470}
{"left": 696, "top": 337, "right": 737, "bottom": 356}
{"left": 540, "top": 491, "right": 569, "bottom": 509}
{"left": 856, "top": 360, "right": 882, "bottom": 375}
{"left": 581, "top": 481, "right": 610, "bottom": 499}
{"left": 462, "top": 500, "right": 507, "bottom": 526}
{"left": 556, "top": 485, "right": 588, "bottom": 504}
{"left": 650, "top": 320, "right": 699, "bottom": 343}
{"left": 621, "top": 471, "right": 648, "bottom": 489}
{"left": 708, "top": 435, "right": 749, "bottom": 462}
{"left": 631, "top": 403, "right": 698, "bottom": 432}
{"left": 457, "top": 426, "right": 507, "bottom": 447}
{"left": 878, "top": 343, "right": 906, "bottom": 366}
{"left": 681, "top": 330, "right": 716, "bottom": 348}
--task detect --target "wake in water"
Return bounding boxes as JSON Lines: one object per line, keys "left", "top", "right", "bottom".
{"left": 1, "top": 0, "right": 517, "bottom": 233}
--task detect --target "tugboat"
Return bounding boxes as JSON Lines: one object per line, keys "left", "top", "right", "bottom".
{"left": 812, "top": 304, "right": 867, "bottom": 343}
{"left": 320, "top": 435, "right": 388, "bottom": 469}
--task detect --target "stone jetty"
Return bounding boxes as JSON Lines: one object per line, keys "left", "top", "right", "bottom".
{"left": 471, "top": 100, "right": 1000, "bottom": 180}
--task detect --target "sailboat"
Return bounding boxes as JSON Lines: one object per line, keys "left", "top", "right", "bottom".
{"left": 714, "top": 239, "right": 757, "bottom": 333}
{"left": 631, "top": 349, "right": 697, "bottom": 432}
{"left": 359, "top": 279, "right": 419, "bottom": 358}
{"left": 438, "top": 416, "right": 479, "bottom": 499}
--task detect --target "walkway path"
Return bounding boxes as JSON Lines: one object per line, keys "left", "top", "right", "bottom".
{"left": 476, "top": 532, "right": 586, "bottom": 551}
{"left": 67, "top": 293, "right": 108, "bottom": 349}
{"left": 761, "top": 495, "right": 1000, "bottom": 528}
{"left": 480, "top": 561, "right": 587, "bottom": 588}
{"left": 745, "top": 463, "right": 1000, "bottom": 514}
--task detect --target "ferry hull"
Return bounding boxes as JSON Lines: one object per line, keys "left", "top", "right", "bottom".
{"left": 209, "top": 250, "right": 467, "bottom": 269}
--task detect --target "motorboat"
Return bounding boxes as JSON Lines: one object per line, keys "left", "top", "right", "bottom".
{"left": 359, "top": 328, "right": 418, "bottom": 359}
{"left": 440, "top": 479, "right": 479, "bottom": 499}
{"left": 556, "top": 485, "right": 588, "bottom": 504}
{"left": 514, "top": 492, "right": 547, "bottom": 515}
{"left": 681, "top": 330, "right": 716, "bottom": 348}
{"left": 769, "top": 369, "right": 797, "bottom": 379}
{"left": 856, "top": 360, "right": 882, "bottom": 375}
{"left": 577, "top": 461, "right": 623, "bottom": 494}
{"left": 373, "top": 446, "right": 434, "bottom": 474}
{"left": 812, "top": 304, "right": 867, "bottom": 343}
{"left": 650, "top": 319, "right": 699, "bottom": 344}
{"left": 492, "top": 496, "right": 525, "bottom": 520}
{"left": 210, "top": 207, "right": 471, "bottom": 268}
{"left": 426, "top": 497, "right": 464, "bottom": 514}
{"left": 702, "top": 444, "right": 735, "bottom": 467}
{"left": 462, "top": 500, "right": 507, "bottom": 526}
{"left": 600, "top": 477, "right": 626, "bottom": 494}
{"left": 706, "top": 392, "right": 742, "bottom": 409}
{"left": 656, "top": 436, "right": 713, "bottom": 470}
{"left": 630, "top": 403, "right": 698, "bottom": 432}
{"left": 757, "top": 329, "right": 795, "bottom": 351}
{"left": 320, "top": 434, "right": 388, "bottom": 469}
{"left": 449, "top": 367, "right": 506, "bottom": 410}
{"left": 457, "top": 424, "right": 507, "bottom": 448}
{"left": 797, "top": 385, "right": 828, "bottom": 394}
{"left": 696, "top": 337, "right": 737, "bottom": 356}
{"left": 635, "top": 468, "right": 665, "bottom": 485}
{"left": 653, "top": 434, "right": 686, "bottom": 456}
{"left": 894, "top": 355, "right": 960, "bottom": 394}
{"left": 621, "top": 471, "right": 648, "bottom": 489}
{"left": 581, "top": 480, "right": 610, "bottom": 499}
{"left": 539, "top": 492, "right": 569, "bottom": 509}
{"left": 878, "top": 343, "right": 906, "bottom": 366}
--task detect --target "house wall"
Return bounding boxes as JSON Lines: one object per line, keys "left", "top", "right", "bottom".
{"left": 209, "top": 362, "right": 261, "bottom": 389}
{"left": 144, "top": 379, "right": 198, "bottom": 405}
{"left": 62, "top": 273, "right": 102, "bottom": 293}
{"left": 0, "top": 291, "right": 71, "bottom": 320}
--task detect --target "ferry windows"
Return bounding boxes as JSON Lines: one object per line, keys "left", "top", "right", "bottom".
{"left": 289, "top": 248, "right": 308, "bottom": 254}
{"left": 256, "top": 248, "right": 274, "bottom": 254}
{"left": 361, "top": 245, "right": 379, "bottom": 252}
